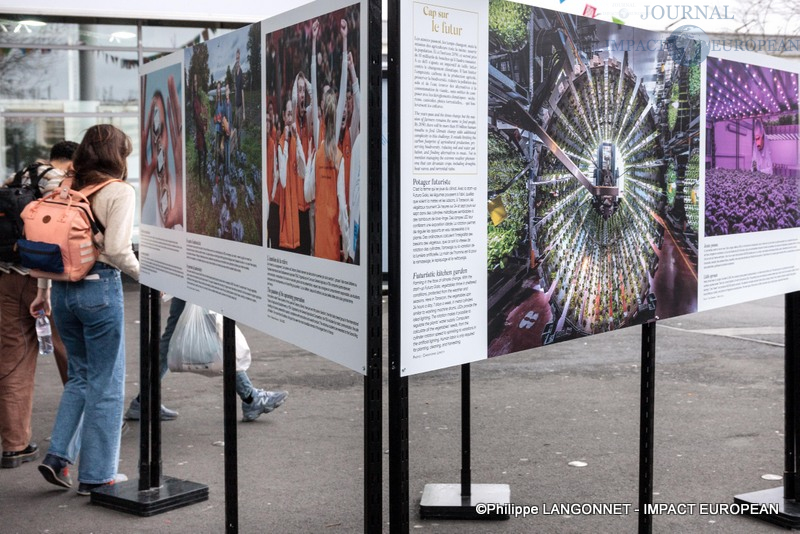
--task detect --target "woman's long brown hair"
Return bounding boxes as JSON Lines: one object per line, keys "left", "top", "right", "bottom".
{"left": 72, "top": 124, "right": 133, "bottom": 190}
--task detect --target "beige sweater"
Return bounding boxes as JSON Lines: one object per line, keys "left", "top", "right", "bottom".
{"left": 91, "top": 180, "right": 140, "bottom": 281}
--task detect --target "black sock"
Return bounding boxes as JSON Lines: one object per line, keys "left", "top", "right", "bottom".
{"left": 244, "top": 395, "right": 253, "bottom": 404}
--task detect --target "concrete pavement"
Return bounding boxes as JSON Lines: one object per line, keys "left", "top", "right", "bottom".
{"left": 0, "top": 282, "right": 789, "bottom": 532}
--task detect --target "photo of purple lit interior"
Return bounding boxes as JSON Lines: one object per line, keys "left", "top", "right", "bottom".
{"left": 705, "top": 58, "right": 800, "bottom": 237}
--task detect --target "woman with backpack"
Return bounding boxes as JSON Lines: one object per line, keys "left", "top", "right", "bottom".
{"left": 31, "top": 124, "right": 139, "bottom": 495}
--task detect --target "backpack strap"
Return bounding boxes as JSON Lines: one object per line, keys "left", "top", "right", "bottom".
{"left": 78, "top": 178, "right": 123, "bottom": 198}
{"left": 10, "top": 163, "right": 53, "bottom": 194}
{"left": 83, "top": 179, "right": 124, "bottom": 235}
{"left": 29, "top": 164, "right": 54, "bottom": 195}
{"left": 57, "top": 178, "right": 123, "bottom": 235}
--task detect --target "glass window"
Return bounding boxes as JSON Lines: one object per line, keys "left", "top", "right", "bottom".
{"left": 0, "top": 49, "right": 139, "bottom": 103}
{"left": 2, "top": 117, "right": 59, "bottom": 173}
{"left": 1, "top": 48, "right": 74, "bottom": 100}
{"left": 0, "top": 20, "right": 142, "bottom": 47}
{"left": 0, "top": 20, "right": 76, "bottom": 46}
{"left": 2, "top": 115, "right": 139, "bottom": 176}
{"left": 91, "top": 50, "right": 141, "bottom": 103}
{"left": 142, "top": 25, "right": 232, "bottom": 49}
{"left": 82, "top": 24, "right": 138, "bottom": 48}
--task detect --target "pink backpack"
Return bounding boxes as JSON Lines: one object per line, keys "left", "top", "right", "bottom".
{"left": 18, "top": 179, "right": 121, "bottom": 281}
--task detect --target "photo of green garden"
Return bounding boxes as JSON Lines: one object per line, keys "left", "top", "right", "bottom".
{"left": 486, "top": 2, "right": 700, "bottom": 357}
{"left": 184, "top": 24, "right": 264, "bottom": 245}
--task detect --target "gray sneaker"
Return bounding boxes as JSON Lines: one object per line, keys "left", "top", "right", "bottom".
{"left": 38, "top": 454, "right": 72, "bottom": 489}
{"left": 125, "top": 397, "right": 179, "bottom": 421}
{"left": 241, "top": 389, "right": 288, "bottom": 422}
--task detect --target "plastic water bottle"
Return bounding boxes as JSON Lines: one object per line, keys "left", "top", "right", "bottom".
{"left": 36, "top": 310, "right": 54, "bottom": 355}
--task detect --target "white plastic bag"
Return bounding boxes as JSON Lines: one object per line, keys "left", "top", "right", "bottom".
{"left": 210, "top": 311, "right": 251, "bottom": 372}
{"left": 168, "top": 303, "right": 223, "bottom": 376}
{"left": 167, "top": 303, "right": 252, "bottom": 377}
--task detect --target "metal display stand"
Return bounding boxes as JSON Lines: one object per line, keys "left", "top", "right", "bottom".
{"left": 419, "top": 364, "right": 510, "bottom": 520}
{"left": 388, "top": 358, "right": 409, "bottom": 533}
{"left": 387, "top": 0, "right": 407, "bottom": 531}
{"left": 222, "top": 317, "right": 238, "bottom": 533}
{"left": 364, "top": 0, "right": 385, "bottom": 530}
{"left": 386, "top": 0, "right": 506, "bottom": 527}
{"left": 91, "top": 287, "right": 209, "bottom": 516}
{"left": 638, "top": 321, "right": 656, "bottom": 534}
{"left": 734, "top": 291, "right": 800, "bottom": 528}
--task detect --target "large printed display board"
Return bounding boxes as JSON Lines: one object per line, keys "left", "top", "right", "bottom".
{"left": 399, "top": 0, "right": 489, "bottom": 375}
{"left": 399, "top": 0, "right": 800, "bottom": 376}
{"left": 139, "top": 0, "right": 369, "bottom": 373}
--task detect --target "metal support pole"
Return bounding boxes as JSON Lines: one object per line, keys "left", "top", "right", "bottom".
{"left": 389, "top": 368, "right": 409, "bottom": 533}
{"left": 364, "top": 365, "right": 382, "bottom": 532}
{"left": 638, "top": 321, "right": 656, "bottom": 534}
{"left": 785, "top": 291, "right": 800, "bottom": 499}
{"left": 364, "top": 0, "right": 384, "bottom": 530}
{"left": 387, "top": 0, "right": 408, "bottom": 531}
{"left": 138, "top": 286, "right": 152, "bottom": 490}
{"left": 461, "top": 364, "right": 471, "bottom": 500}
{"left": 136, "top": 286, "right": 163, "bottom": 489}
{"left": 148, "top": 287, "right": 162, "bottom": 486}
{"left": 223, "top": 317, "right": 238, "bottom": 533}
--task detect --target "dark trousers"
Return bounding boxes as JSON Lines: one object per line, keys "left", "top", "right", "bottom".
{"left": 298, "top": 209, "right": 311, "bottom": 255}
{"left": 267, "top": 203, "right": 280, "bottom": 248}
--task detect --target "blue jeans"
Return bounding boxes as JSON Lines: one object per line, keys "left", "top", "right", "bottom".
{"left": 159, "top": 297, "right": 255, "bottom": 401}
{"left": 49, "top": 263, "right": 125, "bottom": 484}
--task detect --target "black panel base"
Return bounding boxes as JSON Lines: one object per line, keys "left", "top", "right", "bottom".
{"left": 734, "top": 487, "right": 800, "bottom": 529}
{"left": 420, "top": 483, "right": 510, "bottom": 520}
{"left": 90, "top": 476, "right": 209, "bottom": 517}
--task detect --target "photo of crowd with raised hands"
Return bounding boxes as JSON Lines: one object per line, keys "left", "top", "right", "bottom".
{"left": 184, "top": 25, "right": 264, "bottom": 245}
{"left": 264, "top": 4, "right": 361, "bottom": 264}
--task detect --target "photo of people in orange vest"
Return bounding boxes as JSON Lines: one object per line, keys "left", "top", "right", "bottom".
{"left": 264, "top": 4, "right": 361, "bottom": 263}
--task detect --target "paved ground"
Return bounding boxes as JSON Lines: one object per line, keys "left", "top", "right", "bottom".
{"left": 0, "top": 282, "right": 791, "bottom": 533}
